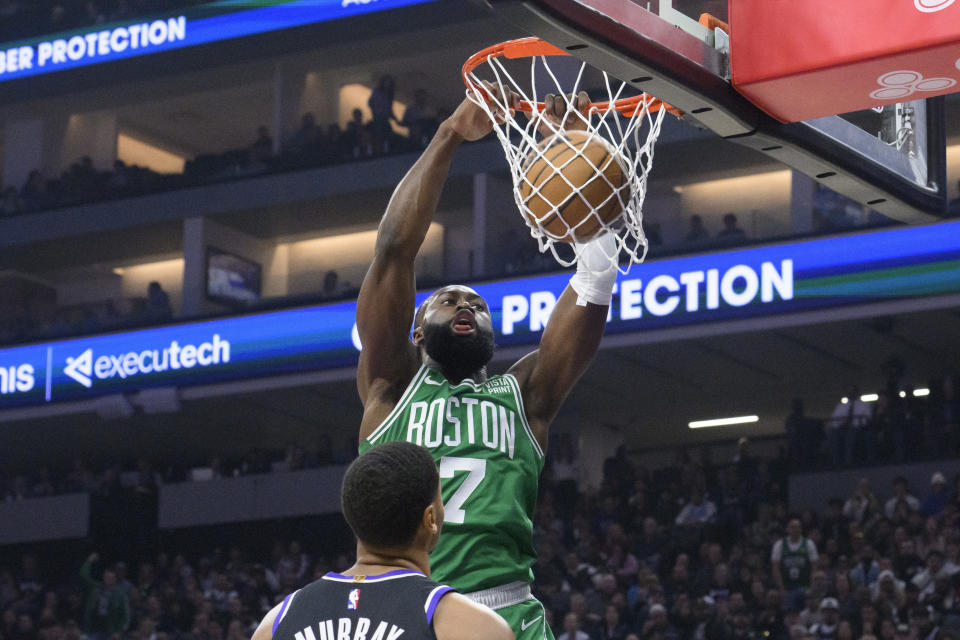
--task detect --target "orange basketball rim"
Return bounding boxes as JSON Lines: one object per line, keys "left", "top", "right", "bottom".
{"left": 462, "top": 37, "right": 684, "bottom": 118}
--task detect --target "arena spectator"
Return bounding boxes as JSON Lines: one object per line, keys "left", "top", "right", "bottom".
{"left": 683, "top": 215, "right": 709, "bottom": 245}
{"left": 810, "top": 597, "right": 840, "bottom": 640}
{"left": 401, "top": 88, "right": 439, "bottom": 149}
{"left": 368, "top": 75, "right": 398, "bottom": 154}
{"left": 640, "top": 603, "right": 677, "bottom": 640}
{"left": 675, "top": 489, "right": 717, "bottom": 528}
{"left": 829, "top": 389, "right": 872, "bottom": 467}
{"left": 560, "top": 612, "right": 593, "bottom": 640}
{"left": 843, "top": 479, "right": 880, "bottom": 524}
{"left": 79, "top": 553, "right": 130, "bottom": 639}
{"left": 884, "top": 477, "right": 920, "bottom": 519}
{"left": 716, "top": 213, "right": 746, "bottom": 245}
{"left": 799, "top": 593, "right": 823, "bottom": 629}
{"left": 849, "top": 545, "right": 880, "bottom": 589}
{"left": 911, "top": 550, "right": 948, "bottom": 600}
{"left": 871, "top": 570, "right": 904, "bottom": 615}
{"left": 894, "top": 539, "right": 924, "bottom": 583}
{"left": 597, "top": 603, "right": 630, "bottom": 640}
{"left": 146, "top": 282, "right": 173, "bottom": 321}
{"left": 344, "top": 108, "right": 373, "bottom": 158}
{"left": 771, "top": 517, "right": 818, "bottom": 607}
{"left": 921, "top": 473, "right": 948, "bottom": 517}
{"left": 288, "top": 113, "right": 320, "bottom": 156}
{"left": 907, "top": 605, "right": 936, "bottom": 640}
{"left": 21, "top": 170, "right": 54, "bottom": 212}
{"left": 320, "top": 270, "right": 341, "bottom": 300}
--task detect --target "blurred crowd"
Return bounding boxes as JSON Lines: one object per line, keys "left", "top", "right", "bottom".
{"left": 4, "top": 439, "right": 960, "bottom": 640}
{"left": 3, "top": 438, "right": 357, "bottom": 503}
{"left": 0, "top": 281, "right": 174, "bottom": 348}
{"left": 530, "top": 439, "right": 960, "bottom": 640}
{"left": 0, "top": 77, "right": 444, "bottom": 219}
{"left": 0, "top": 0, "right": 206, "bottom": 42}
{"left": 0, "top": 540, "right": 350, "bottom": 640}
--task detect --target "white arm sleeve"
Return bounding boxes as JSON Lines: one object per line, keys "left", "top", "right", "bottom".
{"left": 771, "top": 540, "right": 783, "bottom": 563}
{"left": 569, "top": 232, "right": 618, "bottom": 306}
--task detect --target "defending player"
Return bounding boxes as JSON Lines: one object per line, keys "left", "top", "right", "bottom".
{"left": 356, "top": 87, "right": 613, "bottom": 640}
{"left": 251, "top": 441, "right": 513, "bottom": 640}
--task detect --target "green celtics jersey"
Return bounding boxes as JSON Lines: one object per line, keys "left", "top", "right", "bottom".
{"left": 780, "top": 537, "right": 813, "bottom": 590}
{"left": 359, "top": 364, "right": 545, "bottom": 593}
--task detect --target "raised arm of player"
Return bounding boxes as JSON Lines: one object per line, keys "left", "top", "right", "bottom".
{"left": 509, "top": 91, "right": 612, "bottom": 448}
{"left": 509, "top": 283, "right": 609, "bottom": 447}
{"left": 356, "top": 88, "right": 508, "bottom": 439}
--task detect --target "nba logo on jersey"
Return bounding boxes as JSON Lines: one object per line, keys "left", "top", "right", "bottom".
{"left": 347, "top": 588, "right": 360, "bottom": 610}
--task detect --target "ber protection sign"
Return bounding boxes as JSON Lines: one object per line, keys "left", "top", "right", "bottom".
{"left": 1, "top": 221, "right": 960, "bottom": 408}
{"left": 0, "top": 0, "right": 437, "bottom": 82}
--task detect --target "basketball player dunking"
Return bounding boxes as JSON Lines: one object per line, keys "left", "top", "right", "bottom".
{"left": 356, "top": 88, "right": 613, "bottom": 640}
{"left": 252, "top": 442, "right": 513, "bottom": 640}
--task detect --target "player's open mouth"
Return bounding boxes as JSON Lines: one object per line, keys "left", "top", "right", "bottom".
{"left": 452, "top": 310, "right": 476, "bottom": 334}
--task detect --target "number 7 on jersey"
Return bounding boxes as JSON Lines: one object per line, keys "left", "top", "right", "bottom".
{"left": 438, "top": 456, "right": 486, "bottom": 524}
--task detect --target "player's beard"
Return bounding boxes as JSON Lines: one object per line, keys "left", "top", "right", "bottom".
{"left": 422, "top": 320, "right": 495, "bottom": 376}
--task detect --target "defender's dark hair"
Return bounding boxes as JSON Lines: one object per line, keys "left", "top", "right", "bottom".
{"left": 341, "top": 442, "right": 439, "bottom": 549}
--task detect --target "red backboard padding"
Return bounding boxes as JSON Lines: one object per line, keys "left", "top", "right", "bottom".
{"left": 730, "top": 0, "right": 960, "bottom": 122}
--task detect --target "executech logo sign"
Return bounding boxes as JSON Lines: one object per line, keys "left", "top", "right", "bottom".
{"left": 64, "top": 334, "right": 230, "bottom": 388}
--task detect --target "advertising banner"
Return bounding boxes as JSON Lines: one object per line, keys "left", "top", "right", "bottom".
{"left": 2, "top": 221, "right": 959, "bottom": 408}
{"left": 0, "top": 0, "right": 437, "bottom": 82}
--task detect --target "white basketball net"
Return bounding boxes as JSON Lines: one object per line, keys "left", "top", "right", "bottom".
{"left": 465, "top": 45, "right": 668, "bottom": 274}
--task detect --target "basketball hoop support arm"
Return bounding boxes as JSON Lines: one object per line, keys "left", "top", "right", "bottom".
{"left": 477, "top": 0, "right": 947, "bottom": 222}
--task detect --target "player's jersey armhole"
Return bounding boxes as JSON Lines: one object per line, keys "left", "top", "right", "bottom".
{"left": 272, "top": 588, "right": 301, "bottom": 635}
{"left": 503, "top": 373, "right": 544, "bottom": 459}
{"left": 365, "top": 365, "right": 429, "bottom": 446}
{"left": 424, "top": 585, "right": 456, "bottom": 627}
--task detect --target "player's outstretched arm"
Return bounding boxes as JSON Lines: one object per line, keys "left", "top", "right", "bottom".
{"left": 509, "top": 94, "right": 614, "bottom": 448}
{"left": 509, "top": 277, "right": 610, "bottom": 447}
{"left": 356, "top": 88, "right": 513, "bottom": 436}
{"left": 356, "top": 121, "right": 461, "bottom": 409}
{"left": 433, "top": 593, "right": 515, "bottom": 640}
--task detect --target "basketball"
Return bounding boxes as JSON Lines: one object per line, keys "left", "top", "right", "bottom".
{"left": 518, "top": 130, "right": 627, "bottom": 243}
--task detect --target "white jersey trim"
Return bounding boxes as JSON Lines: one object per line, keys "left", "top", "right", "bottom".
{"left": 366, "top": 365, "right": 429, "bottom": 445}
{"left": 274, "top": 588, "right": 300, "bottom": 631}
{"left": 504, "top": 373, "right": 544, "bottom": 459}
{"left": 424, "top": 585, "right": 453, "bottom": 613}
{"left": 321, "top": 570, "right": 426, "bottom": 583}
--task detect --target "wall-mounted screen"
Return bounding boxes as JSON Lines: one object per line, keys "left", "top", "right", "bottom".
{"left": 206, "top": 247, "right": 262, "bottom": 307}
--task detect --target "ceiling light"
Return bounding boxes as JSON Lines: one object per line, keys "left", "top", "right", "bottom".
{"left": 841, "top": 397, "right": 849, "bottom": 404}
{"left": 913, "top": 388, "right": 930, "bottom": 397}
{"left": 899, "top": 391, "right": 906, "bottom": 398}
{"left": 689, "top": 415, "right": 759, "bottom": 429}
{"left": 860, "top": 393, "right": 879, "bottom": 402}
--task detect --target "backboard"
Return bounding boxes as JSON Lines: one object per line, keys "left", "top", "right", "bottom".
{"left": 477, "top": 0, "right": 948, "bottom": 223}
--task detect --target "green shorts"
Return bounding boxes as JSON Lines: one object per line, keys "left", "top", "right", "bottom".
{"left": 494, "top": 597, "right": 555, "bottom": 640}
